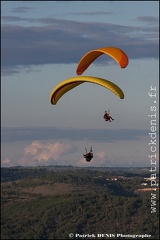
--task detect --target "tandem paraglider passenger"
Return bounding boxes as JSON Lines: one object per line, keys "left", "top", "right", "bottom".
{"left": 103, "top": 110, "right": 114, "bottom": 122}
{"left": 83, "top": 147, "right": 93, "bottom": 162}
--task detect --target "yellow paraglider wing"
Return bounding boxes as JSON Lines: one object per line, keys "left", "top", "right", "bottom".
{"left": 50, "top": 76, "right": 124, "bottom": 105}
{"left": 76, "top": 47, "right": 129, "bottom": 75}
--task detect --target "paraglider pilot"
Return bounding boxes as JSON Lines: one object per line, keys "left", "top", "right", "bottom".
{"left": 83, "top": 147, "right": 93, "bottom": 162}
{"left": 103, "top": 110, "right": 114, "bottom": 122}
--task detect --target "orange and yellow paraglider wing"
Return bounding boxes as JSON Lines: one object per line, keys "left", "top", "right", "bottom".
{"left": 76, "top": 47, "right": 129, "bottom": 75}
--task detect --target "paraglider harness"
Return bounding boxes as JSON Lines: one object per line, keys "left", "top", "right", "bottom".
{"left": 83, "top": 147, "right": 93, "bottom": 162}
{"left": 104, "top": 115, "right": 109, "bottom": 121}
{"left": 103, "top": 110, "right": 114, "bottom": 122}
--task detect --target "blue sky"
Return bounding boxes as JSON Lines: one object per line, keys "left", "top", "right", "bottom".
{"left": 1, "top": 1, "right": 159, "bottom": 168}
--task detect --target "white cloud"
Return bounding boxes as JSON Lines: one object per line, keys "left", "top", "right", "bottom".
{"left": 2, "top": 140, "right": 76, "bottom": 167}
{"left": 24, "top": 140, "right": 74, "bottom": 162}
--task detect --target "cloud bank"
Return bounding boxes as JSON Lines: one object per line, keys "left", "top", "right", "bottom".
{"left": 1, "top": 16, "right": 159, "bottom": 75}
{"left": 2, "top": 140, "right": 115, "bottom": 168}
{"left": 2, "top": 127, "right": 156, "bottom": 168}
{"left": 2, "top": 140, "right": 76, "bottom": 167}
{"left": 1, "top": 140, "right": 134, "bottom": 168}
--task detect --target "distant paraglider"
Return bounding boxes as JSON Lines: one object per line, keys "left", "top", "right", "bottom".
{"left": 76, "top": 46, "right": 129, "bottom": 75}
{"left": 83, "top": 147, "right": 93, "bottom": 162}
{"left": 103, "top": 110, "right": 114, "bottom": 122}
